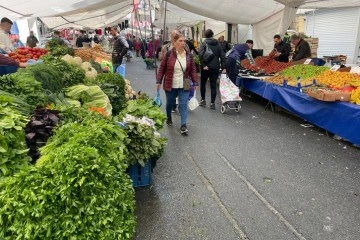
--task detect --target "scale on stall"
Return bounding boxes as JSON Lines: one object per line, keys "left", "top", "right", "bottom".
{"left": 323, "top": 55, "right": 347, "bottom": 66}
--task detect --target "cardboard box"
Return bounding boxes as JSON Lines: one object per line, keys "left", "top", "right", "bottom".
{"left": 335, "top": 91, "right": 351, "bottom": 102}
{"left": 307, "top": 88, "right": 351, "bottom": 102}
{"left": 307, "top": 89, "right": 336, "bottom": 101}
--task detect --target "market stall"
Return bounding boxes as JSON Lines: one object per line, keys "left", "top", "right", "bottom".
{"left": 237, "top": 76, "right": 360, "bottom": 146}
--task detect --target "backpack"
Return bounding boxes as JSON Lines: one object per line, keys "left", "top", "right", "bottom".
{"left": 202, "top": 43, "right": 215, "bottom": 63}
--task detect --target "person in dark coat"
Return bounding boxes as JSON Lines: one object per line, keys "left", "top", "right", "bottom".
{"left": 290, "top": 34, "right": 311, "bottom": 61}
{"left": 198, "top": 29, "right": 226, "bottom": 110}
{"left": 273, "top": 34, "right": 291, "bottom": 62}
{"left": 156, "top": 33, "right": 198, "bottom": 135}
{"left": 218, "top": 35, "right": 231, "bottom": 53}
{"left": 110, "top": 27, "right": 129, "bottom": 72}
{"left": 226, "top": 39, "right": 256, "bottom": 84}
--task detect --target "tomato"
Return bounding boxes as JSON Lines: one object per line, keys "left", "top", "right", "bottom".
{"left": 26, "top": 54, "right": 33, "bottom": 59}
{"left": 20, "top": 58, "right": 27, "bottom": 62}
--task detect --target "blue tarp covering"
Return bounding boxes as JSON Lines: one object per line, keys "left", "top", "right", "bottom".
{"left": 10, "top": 21, "right": 19, "bottom": 35}
{"left": 238, "top": 77, "right": 360, "bottom": 146}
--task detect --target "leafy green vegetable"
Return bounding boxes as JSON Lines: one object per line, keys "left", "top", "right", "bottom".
{"left": 118, "top": 99, "right": 166, "bottom": 130}
{"left": 0, "top": 72, "right": 48, "bottom": 110}
{"left": 122, "top": 121, "right": 167, "bottom": 166}
{"left": 86, "top": 73, "right": 127, "bottom": 115}
{"left": 41, "top": 55, "right": 85, "bottom": 87}
{"left": 19, "top": 63, "right": 64, "bottom": 93}
{"left": 0, "top": 119, "right": 135, "bottom": 239}
{"left": 65, "top": 84, "right": 112, "bottom": 116}
{"left": 0, "top": 90, "right": 32, "bottom": 116}
{"left": 0, "top": 103, "right": 30, "bottom": 178}
{"left": 89, "top": 59, "right": 103, "bottom": 73}
{"left": 46, "top": 39, "right": 74, "bottom": 57}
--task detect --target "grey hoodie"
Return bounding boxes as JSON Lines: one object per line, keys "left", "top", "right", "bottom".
{"left": 199, "top": 38, "right": 226, "bottom": 69}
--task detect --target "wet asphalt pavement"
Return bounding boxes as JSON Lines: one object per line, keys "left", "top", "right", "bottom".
{"left": 124, "top": 56, "right": 360, "bottom": 240}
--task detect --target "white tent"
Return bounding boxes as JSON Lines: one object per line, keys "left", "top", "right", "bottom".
{"left": 1, "top": 0, "right": 360, "bottom": 52}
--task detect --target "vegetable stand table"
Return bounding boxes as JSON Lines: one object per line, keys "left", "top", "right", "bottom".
{"left": 237, "top": 76, "right": 360, "bottom": 146}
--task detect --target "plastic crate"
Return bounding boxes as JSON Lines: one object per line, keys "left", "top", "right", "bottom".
{"left": 128, "top": 161, "right": 152, "bottom": 187}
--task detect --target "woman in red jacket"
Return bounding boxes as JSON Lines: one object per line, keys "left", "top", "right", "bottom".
{"left": 156, "top": 33, "right": 198, "bottom": 135}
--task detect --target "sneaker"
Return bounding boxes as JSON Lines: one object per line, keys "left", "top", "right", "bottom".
{"left": 199, "top": 99, "right": 206, "bottom": 106}
{"left": 166, "top": 118, "right": 173, "bottom": 126}
{"left": 172, "top": 104, "right": 178, "bottom": 113}
{"left": 210, "top": 103, "right": 215, "bottom": 110}
{"left": 180, "top": 124, "right": 189, "bottom": 134}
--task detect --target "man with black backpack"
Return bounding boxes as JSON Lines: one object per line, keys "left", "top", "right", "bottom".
{"left": 198, "top": 29, "right": 226, "bottom": 110}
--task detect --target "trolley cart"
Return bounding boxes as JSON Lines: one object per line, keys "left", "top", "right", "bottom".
{"left": 219, "top": 74, "right": 242, "bottom": 113}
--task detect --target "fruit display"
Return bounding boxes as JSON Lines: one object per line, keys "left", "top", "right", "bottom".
{"left": 350, "top": 87, "right": 360, "bottom": 105}
{"left": 241, "top": 56, "right": 292, "bottom": 74}
{"left": 310, "top": 71, "right": 360, "bottom": 89}
{"left": 74, "top": 47, "right": 111, "bottom": 62}
{"left": 8, "top": 47, "right": 48, "bottom": 62}
{"left": 279, "top": 65, "right": 329, "bottom": 80}
{"left": 264, "top": 74, "right": 296, "bottom": 85}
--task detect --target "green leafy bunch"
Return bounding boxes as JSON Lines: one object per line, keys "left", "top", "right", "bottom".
{"left": 0, "top": 90, "right": 32, "bottom": 116}
{"left": 123, "top": 121, "right": 167, "bottom": 166}
{"left": 119, "top": 99, "right": 166, "bottom": 130}
{"left": 18, "top": 63, "right": 64, "bottom": 93}
{"left": 0, "top": 103, "right": 30, "bottom": 178}
{"left": 46, "top": 39, "right": 75, "bottom": 57}
{"left": 0, "top": 119, "right": 136, "bottom": 239}
{"left": 41, "top": 55, "right": 85, "bottom": 87}
{"left": 0, "top": 72, "right": 48, "bottom": 110}
{"left": 87, "top": 73, "right": 127, "bottom": 115}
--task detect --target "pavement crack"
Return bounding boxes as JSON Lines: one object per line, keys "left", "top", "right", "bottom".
{"left": 213, "top": 148, "right": 307, "bottom": 240}
{"left": 184, "top": 152, "right": 248, "bottom": 240}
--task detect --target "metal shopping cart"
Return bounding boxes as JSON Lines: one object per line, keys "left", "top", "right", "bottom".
{"left": 219, "top": 74, "right": 242, "bottom": 113}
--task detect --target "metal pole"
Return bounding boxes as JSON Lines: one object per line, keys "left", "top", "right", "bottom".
{"left": 149, "top": 0, "right": 157, "bottom": 74}
{"left": 163, "top": 0, "right": 168, "bottom": 41}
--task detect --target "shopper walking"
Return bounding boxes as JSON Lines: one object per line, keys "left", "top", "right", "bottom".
{"left": 156, "top": 33, "right": 198, "bottom": 135}
{"left": 198, "top": 29, "right": 226, "bottom": 110}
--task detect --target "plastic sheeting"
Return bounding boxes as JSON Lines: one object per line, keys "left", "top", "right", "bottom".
{"left": 252, "top": 6, "right": 297, "bottom": 54}
{"left": 238, "top": 77, "right": 360, "bottom": 146}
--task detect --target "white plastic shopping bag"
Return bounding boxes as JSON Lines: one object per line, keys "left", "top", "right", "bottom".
{"left": 188, "top": 91, "right": 199, "bottom": 111}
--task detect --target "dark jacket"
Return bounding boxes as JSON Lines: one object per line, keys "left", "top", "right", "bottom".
{"left": 228, "top": 43, "right": 249, "bottom": 62}
{"left": 220, "top": 40, "right": 231, "bottom": 53}
{"left": 199, "top": 38, "right": 225, "bottom": 69}
{"left": 26, "top": 36, "right": 38, "bottom": 48}
{"left": 156, "top": 48, "right": 198, "bottom": 92}
{"left": 112, "top": 35, "right": 129, "bottom": 64}
{"left": 274, "top": 40, "right": 290, "bottom": 62}
{"left": 292, "top": 39, "right": 311, "bottom": 61}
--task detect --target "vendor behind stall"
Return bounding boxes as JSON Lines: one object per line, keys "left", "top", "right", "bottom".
{"left": 273, "top": 34, "right": 290, "bottom": 62}
{"left": 290, "top": 34, "right": 311, "bottom": 61}
{"left": 0, "top": 17, "right": 14, "bottom": 52}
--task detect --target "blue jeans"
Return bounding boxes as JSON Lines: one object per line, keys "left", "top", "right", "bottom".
{"left": 165, "top": 88, "right": 189, "bottom": 126}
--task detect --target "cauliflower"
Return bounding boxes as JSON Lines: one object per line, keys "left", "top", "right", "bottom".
{"left": 81, "top": 62, "right": 92, "bottom": 70}
{"left": 85, "top": 67, "right": 98, "bottom": 79}
{"left": 72, "top": 57, "right": 83, "bottom": 66}
{"left": 61, "top": 54, "right": 73, "bottom": 63}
